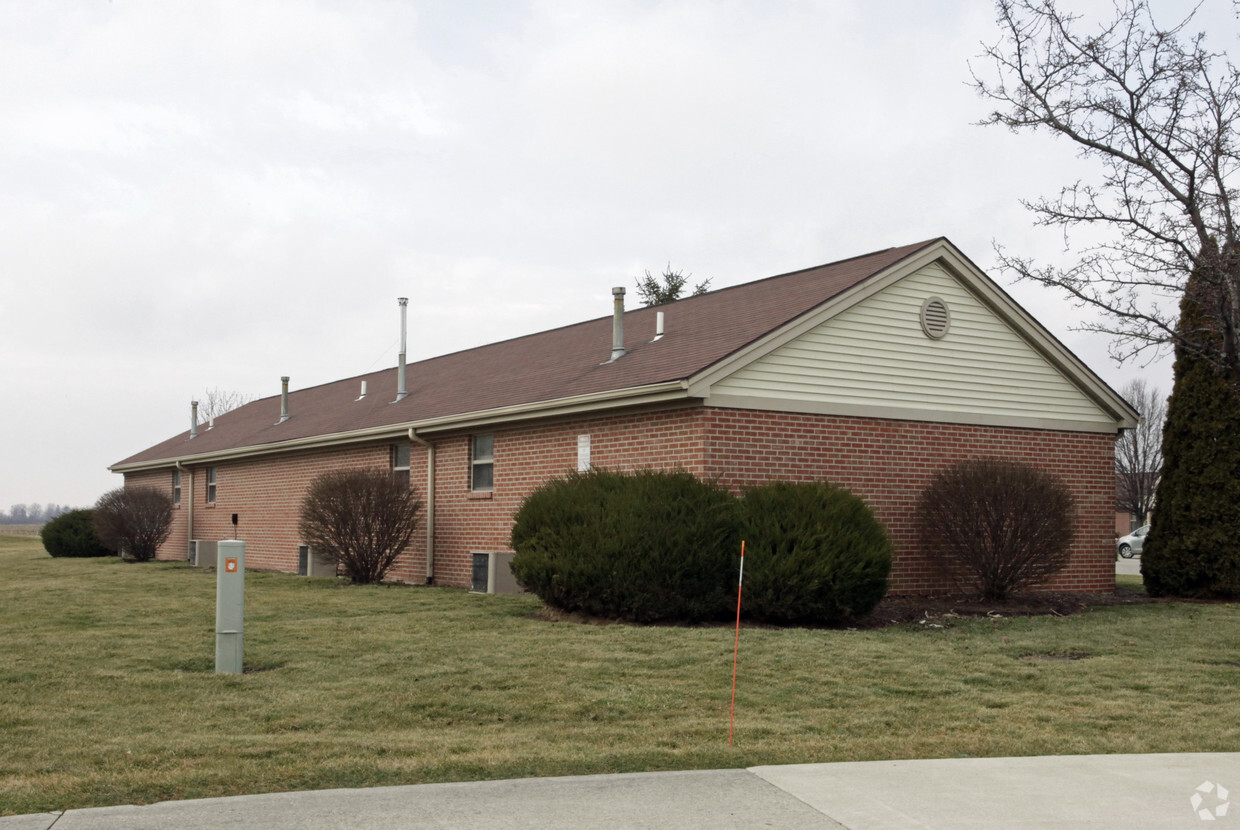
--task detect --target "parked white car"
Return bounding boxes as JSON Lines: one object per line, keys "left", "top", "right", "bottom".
{"left": 1117, "top": 525, "right": 1150, "bottom": 559}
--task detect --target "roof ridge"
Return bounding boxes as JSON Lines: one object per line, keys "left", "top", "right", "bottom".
{"left": 387, "top": 239, "right": 945, "bottom": 369}
{"left": 111, "top": 238, "right": 957, "bottom": 468}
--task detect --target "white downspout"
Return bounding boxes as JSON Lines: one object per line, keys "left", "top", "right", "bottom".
{"left": 176, "top": 460, "right": 193, "bottom": 561}
{"left": 409, "top": 428, "right": 435, "bottom": 584}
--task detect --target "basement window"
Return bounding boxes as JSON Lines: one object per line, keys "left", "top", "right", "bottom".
{"left": 206, "top": 467, "right": 218, "bottom": 504}
{"left": 392, "top": 444, "right": 411, "bottom": 489}
{"left": 471, "top": 434, "right": 494, "bottom": 492}
{"left": 172, "top": 469, "right": 181, "bottom": 505}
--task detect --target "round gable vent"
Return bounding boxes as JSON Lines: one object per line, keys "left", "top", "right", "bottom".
{"left": 920, "top": 296, "right": 950, "bottom": 339}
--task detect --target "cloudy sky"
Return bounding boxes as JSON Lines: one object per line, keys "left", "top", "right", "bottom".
{"left": 0, "top": 0, "right": 1225, "bottom": 513}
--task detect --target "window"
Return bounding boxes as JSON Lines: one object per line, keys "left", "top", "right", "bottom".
{"left": 392, "top": 444, "right": 411, "bottom": 489}
{"left": 172, "top": 469, "right": 181, "bottom": 505}
{"left": 471, "top": 434, "right": 494, "bottom": 491}
{"left": 577, "top": 434, "right": 591, "bottom": 472}
{"left": 206, "top": 467, "right": 217, "bottom": 504}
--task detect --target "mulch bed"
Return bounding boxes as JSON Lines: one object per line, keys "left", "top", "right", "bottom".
{"left": 851, "top": 584, "right": 1154, "bottom": 630}
{"left": 531, "top": 585, "right": 1160, "bottom": 629}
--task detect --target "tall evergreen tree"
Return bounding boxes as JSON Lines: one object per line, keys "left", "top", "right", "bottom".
{"left": 1142, "top": 244, "right": 1240, "bottom": 598}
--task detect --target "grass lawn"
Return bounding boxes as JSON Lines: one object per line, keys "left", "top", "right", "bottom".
{"left": 2, "top": 534, "right": 1238, "bottom": 815}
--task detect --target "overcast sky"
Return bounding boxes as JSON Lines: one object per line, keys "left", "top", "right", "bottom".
{"left": 0, "top": 0, "right": 1226, "bottom": 513}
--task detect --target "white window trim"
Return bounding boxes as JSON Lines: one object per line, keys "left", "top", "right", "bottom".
{"left": 471, "top": 434, "right": 494, "bottom": 492}
{"left": 392, "top": 444, "right": 411, "bottom": 488}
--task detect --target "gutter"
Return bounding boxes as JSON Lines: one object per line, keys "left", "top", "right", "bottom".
{"left": 111, "top": 380, "right": 694, "bottom": 474}
{"left": 408, "top": 428, "right": 435, "bottom": 584}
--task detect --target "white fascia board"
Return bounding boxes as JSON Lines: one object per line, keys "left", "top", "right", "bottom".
{"left": 410, "top": 381, "right": 692, "bottom": 434}
{"left": 930, "top": 246, "right": 1139, "bottom": 429}
{"left": 110, "top": 380, "right": 693, "bottom": 473}
{"left": 706, "top": 393, "right": 1123, "bottom": 434}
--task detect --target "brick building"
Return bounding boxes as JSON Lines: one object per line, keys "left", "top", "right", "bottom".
{"left": 111, "top": 238, "right": 1138, "bottom": 593}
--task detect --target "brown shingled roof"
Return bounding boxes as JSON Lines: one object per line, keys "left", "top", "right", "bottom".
{"left": 113, "top": 239, "right": 939, "bottom": 469}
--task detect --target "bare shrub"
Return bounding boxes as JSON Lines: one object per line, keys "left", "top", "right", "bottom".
{"left": 92, "top": 487, "right": 174, "bottom": 562}
{"left": 298, "top": 469, "right": 422, "bottom": 585}
{"left": 916, "top": 458, "right": 1076, "bottom": 600}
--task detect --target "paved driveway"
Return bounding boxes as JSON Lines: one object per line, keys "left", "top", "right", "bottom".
{"left": 5, "top": 754, "right": 1237, "bottom": 830}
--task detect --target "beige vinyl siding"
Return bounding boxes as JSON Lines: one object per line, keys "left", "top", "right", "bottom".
{"left": 711, "top": 262, "right": 1113, "bottom": 426}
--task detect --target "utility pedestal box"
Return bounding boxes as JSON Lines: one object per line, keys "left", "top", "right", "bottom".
{"left": 215, "top": 540, "right": 245, "bottom": 674}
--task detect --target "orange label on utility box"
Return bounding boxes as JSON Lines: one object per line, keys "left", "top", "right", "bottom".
{"left": 225, "top": 558, "right": 238, "bottom": 573}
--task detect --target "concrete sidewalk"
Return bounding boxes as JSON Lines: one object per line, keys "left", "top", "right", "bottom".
{"left": 3, "top": 753, "right": 1236, "bottom": 829}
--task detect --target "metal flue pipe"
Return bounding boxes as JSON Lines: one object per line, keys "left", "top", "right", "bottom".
{"left": 395, "top": 298, "right": 409, "bottom": 402}
{"left": 609, "top": 287, "right": 626, "bottom": 362}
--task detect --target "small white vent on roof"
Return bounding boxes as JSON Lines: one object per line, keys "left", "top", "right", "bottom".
{"left": 920, "top": 296, "right": 950, "bottom": 339}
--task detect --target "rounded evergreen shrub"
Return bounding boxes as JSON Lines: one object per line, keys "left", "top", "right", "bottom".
{"left": 740, "top": 481, "right": 891, "bottom": 624}
{"left": 41, "top": 509, "right": 113, "bottom": 558}
{"left": 510, "top": 468, "right": 742, "bottom": 623}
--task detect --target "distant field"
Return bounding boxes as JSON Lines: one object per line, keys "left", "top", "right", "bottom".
{"left": 0, "top": 524, "right": 42, "bottom": 537}
{"left": 1, "top": 534, "right": 1236, "bottom": 816}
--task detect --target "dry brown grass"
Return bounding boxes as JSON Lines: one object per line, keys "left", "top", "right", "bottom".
{"left": 2, "top": 534, "right": 1238, "bottom": 816}
{"left": 1, "top": 523, "right": 43, "bottom": 537}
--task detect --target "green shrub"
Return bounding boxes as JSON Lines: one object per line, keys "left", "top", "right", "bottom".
{"left": 510, "top": 469, "right": 742, "bottom": 623}
{"left": 41, "top": 509, "right": 112, "bottom": 558}
{"left": 740, "top": 482, "right": 891, "bottom": 624}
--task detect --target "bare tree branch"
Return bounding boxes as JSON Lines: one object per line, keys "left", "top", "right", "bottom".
{"left": 93, "top": 487, "right": 173, "bottom": 562}
{"left": 974, "top": 0, "right": 1240, "bottom": 388}
{"left": 197, "top": 388, "right": 256, "bottom": 424}
{"left": 1114, "top": 378, "right": 1166, "bottom": 525}
{"left": 298, "top": 469, "right": 422, "bottom": 584}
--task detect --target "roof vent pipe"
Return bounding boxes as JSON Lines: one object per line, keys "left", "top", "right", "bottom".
{"left": 190, "top": 400, "right": 199, "bottom": 439}
{"left": 395, "top": 298, "right": 408, "bottom": 402}
{"left": 651, "top": 311, "right": 665, "bottom": 342}
{"left": 278, "top": 376, "right": 290, "bottom": 424}
{"left": 609, "top": 286, "right": 626, "bottom": 362}
{"left": 357, "top": 380, "right": 367, "bottom": 401}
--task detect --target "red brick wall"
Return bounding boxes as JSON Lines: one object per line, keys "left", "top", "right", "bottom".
{"left": 400, "top": 407, "right": 707, "bottom": 587}
{"left": 700, "top": 408, "right": 1116, "bottom": 594}
{"left": 126, "top": 469, "right": 185, "bottom": 558}
{"left": 126, "top": 404, "right": 1116, "bottom": 595}
{"left": 134, "top": 446, "right": 387, "bottom": 572}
